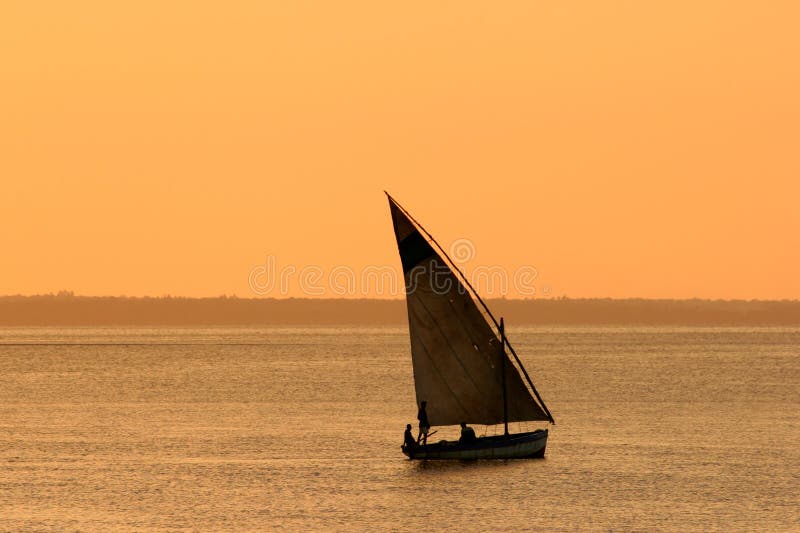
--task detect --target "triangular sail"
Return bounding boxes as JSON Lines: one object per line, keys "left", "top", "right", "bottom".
{"left": 388, "top": 196, "right": 550, "bottom": 426}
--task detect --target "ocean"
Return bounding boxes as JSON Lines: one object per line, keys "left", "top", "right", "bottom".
{"left": 1, "top": 326, "right": 798, "bottom": 531}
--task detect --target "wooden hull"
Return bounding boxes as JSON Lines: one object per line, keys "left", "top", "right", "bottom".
{"left": 402, "top": 429, "right": 548, "bottom": 460}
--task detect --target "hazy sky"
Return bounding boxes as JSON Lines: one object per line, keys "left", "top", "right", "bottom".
{"left": 2, "top": 1, "right": 798, "bottom": 299}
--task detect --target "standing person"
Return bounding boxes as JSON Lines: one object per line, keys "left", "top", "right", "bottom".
{"left": 417, "top": 400, "right": 430, "bottom": 445}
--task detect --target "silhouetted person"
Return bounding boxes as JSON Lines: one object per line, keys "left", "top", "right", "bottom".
{"left": 417, "top": 400, "right": 430, "bottom": 445}
{"left": 459, "top": 422, "right": 476, "bottom": 444}
{"left": 403, "top": 423, "right": 416, "bottom": 458}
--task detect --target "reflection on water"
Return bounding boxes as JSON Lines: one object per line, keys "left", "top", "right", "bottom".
{"left": 0, "top": 326, "right": 798, "bottom": 531}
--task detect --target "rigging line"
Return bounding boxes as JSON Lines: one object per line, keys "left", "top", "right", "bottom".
{"left": 386, "top": 192, "right": 555, "bottom": 424}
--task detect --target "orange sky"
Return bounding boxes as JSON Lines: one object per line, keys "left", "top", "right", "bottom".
{"left": 2, "top": 1, "right": 798, "bottom": 299}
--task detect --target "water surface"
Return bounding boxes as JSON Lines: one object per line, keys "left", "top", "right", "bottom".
{"left": 1, "top": 326, "right": 798, "bottom": 531}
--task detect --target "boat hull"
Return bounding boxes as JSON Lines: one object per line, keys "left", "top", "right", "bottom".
{"left": 402, "top": 429, "right": 548, "bottom": 460}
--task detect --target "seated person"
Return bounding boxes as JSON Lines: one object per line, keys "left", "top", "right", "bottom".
{"left": 459, "top": 422, "right": 477, "bottom": 443}
{"left": 403, "top": 424, "right": 416, "bottom": 450}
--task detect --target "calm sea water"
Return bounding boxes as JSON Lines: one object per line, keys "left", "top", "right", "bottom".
{"left": 0, "top": 326, "right": 798, "bottom": 531}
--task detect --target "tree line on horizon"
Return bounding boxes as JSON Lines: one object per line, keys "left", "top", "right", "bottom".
{"left": 1, "top": 294, "right": 798, "bottom": 326}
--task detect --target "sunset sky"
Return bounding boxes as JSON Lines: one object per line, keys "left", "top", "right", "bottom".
{"left": 2, "top": 1, "right": 798, "bottom": 299}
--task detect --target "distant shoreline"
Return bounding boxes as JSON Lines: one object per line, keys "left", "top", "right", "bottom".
{"left": 1, "top": 294, "right": 799, "bottom": 326}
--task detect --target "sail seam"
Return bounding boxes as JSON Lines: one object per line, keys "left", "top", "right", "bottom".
{"left": 409, "top": 327, "right": 471, "bottom": 425}
{"left": 409, "top": 291, "right": 485, "bottom": 419}
{"left": 408, "top": 305, "right": 467, "bottom": 425}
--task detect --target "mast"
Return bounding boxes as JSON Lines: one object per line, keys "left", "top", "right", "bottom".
{"left": 386, "top": 192, "right": 555, "bottom": 425}
{"left": 500, "top": 317, "right": 509, "bottom": 436}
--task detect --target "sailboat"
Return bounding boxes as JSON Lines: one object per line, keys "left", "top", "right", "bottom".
{"left": 387, "top": 193, "right": 555, "bottom": 460}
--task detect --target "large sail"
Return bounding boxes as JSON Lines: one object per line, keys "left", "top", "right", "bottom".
{"left": 389, "top": 196, "right": 550, "bottom": 426}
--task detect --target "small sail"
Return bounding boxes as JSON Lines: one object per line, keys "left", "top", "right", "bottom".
{"left": 389, "top": 196, "right": 550, "bottom": 426}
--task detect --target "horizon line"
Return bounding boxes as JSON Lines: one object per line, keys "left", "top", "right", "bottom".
{"left": 3, "top": 293, "right": 800, "bottom": 303}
